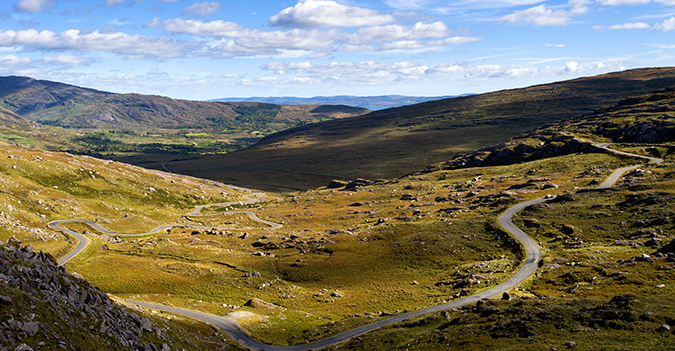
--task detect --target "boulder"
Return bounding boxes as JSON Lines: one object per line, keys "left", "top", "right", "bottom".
{"left": 20, "top": 321, "right": 38, "bottom": 337}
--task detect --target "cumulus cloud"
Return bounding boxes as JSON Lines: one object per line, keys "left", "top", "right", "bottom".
{"left": 0, "top": 29, "right": 193, "bottom": 59}
{"left": 608, "top": 22, "right": 650, "bottom": 29}
{"left": 257, "top": 59, "right": 628, "bottom": 87}
{"left": 0, "top": 54, "right": 31, "bottom": 65}
{"left": 13, "top": 0, "right": 55, "bottom": 13}
{"left": 652, "top": 17, "right": 675, "bottom": 31}
{"left": 350, "top": 22, "right": 451, "bottom": 44}
{"left": 43, "top": 55, "right": 91, "bottom": 64}
{"left": 149, "top": 17, "right": 479, "bottom": 57}
{"left": 181, "top": 1, "right": 221, "bottom": 17}
{"left": 269, "top": 0, "right": 394, "bottom": 29}
{"left": 499, "top": 0, "right": 589, "bottom": 26}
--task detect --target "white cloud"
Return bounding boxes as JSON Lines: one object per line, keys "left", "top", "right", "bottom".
{"left": 499, "top": 0, "right": 590, "bottom": 26}
{"left": 429, "top": 36, "right": 483, "bottom": 45}
{"left": 181, "top": 1, "right": 222, "bottom": 17}
{"left": 385, "top": 0, "right": 431, "bottom": 10}
{"left": 0, "top": 54, "right": 31, "bottom": 65}
{"left": 151, "top": 18, "right": 479, "bottom": 57}
{"left": 0, "top": 29, "right": 193, "bottom": 59}
{"left": 647, "top": 43, "right": 675, "bottom": 49}
{"left": 13, "top": 0, "right": 55, "bottom": 13}
{"left": 269, "top": 0, "right": 395, "bottom": 29}
{"left": 350, "top": 22, "right": 451, "bottom": 44}
{"left": 149, "top": 18, "right": 244, "bottom": 36}
{"left": 565, "top": 60, "right": 579, "bottom": 71}
{"left": 596, "top": 0, "right": 650, "bottom": 4}
{"left": 105, "top": 0, "right": 124, "bottom": 6}
{"left": 43, "top": 55, "right": 91, "bottom": 64}
{"left": 652, "top": 17, "right": 675, "bottom": 31}
{"left": 608, "top": 22, "right": 650, "bottom": 29}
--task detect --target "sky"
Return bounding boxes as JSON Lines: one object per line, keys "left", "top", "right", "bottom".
{"left": 0, "top": 0, "right": 674, "bottom": 100}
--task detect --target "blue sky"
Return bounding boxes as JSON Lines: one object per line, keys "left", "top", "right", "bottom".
{"left": 0, "top": 0, "right": 674, "bottom": 100}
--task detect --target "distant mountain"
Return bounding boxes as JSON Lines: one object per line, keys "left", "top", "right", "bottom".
{"left": 168, "top": 67, "right": 675, "bottom": 191}
{"left": 0, "top": 76, "right": 369, "bottom": 130}
{"left": 209, "top": 95, "right": 464, "bottom": 110}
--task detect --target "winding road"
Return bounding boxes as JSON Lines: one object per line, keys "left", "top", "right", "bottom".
{"left": 54, "top": 143, "right": 664, "bottom": 350}
{"left": 53, "top": 193, "right": 279, "bottom": 265}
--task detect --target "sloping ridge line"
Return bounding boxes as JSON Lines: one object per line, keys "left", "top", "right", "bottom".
{"left": 55, "top": 144, "right": 662, "bottom": 350}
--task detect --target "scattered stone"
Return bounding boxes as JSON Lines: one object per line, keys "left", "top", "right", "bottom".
{"left": 243, "top": 271, "right": 262, "bottom": 278}
{"left": 140, "top": 318, "right": 154, "bottom": 332}
{"left": 565, "top": 341, "right": 576, "bottom": 348}
{"left": 542, "top": 182, "right": 559, "bottom": 189}
{"left": 660, "top": 324, "right": 671, "bottom": 332}
{"left": 0, "top": 295, "right": 13, "bottom": 305}
{"left": 441, "top": 311, "right": 451, "bottom": 320}
{"left": 14, "top": 344, "right": 34, "bottom": 351}
{"left": 501, "top": 292, "right": 513, "bottom": 301}
{"left": 20, "top": 321, "right": 39, "bottom": 337}
{"left": 560, "top": 225, "right": 576, "bottom": 235}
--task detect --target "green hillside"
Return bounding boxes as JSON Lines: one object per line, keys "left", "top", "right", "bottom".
{"left": 0, "top": 76, "right": 368, "bottom": 130}
{"left": 1, "top": 73, "right": 674, "bottom": 350}
{"left": 166, "top": 67, "right": 675, "bottom": 192}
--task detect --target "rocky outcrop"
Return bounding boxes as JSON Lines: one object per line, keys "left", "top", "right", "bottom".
{"left": 0, "top": 237, "right": 172, "bottom": 351}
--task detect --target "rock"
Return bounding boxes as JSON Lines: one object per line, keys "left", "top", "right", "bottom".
{"left": 19, "top": 321, "right": 38, "bottom": 337}
{"left": 543, "top": 182, "right": 559, "bottom": 189}
{"left": 0, "top": 295, "right": 13, "bottom": 305}
{"left": 560, "top": 225, "right": 576, "bottom": 235}
{"left": 565, "top": 341, "right": 576, "bottom": 348}
{"left": 348, "top": 202, "right": 364, "bottom": 207}
{"left": 161, "top": 343, "right": 170, "bottom": 351}
{"left": 140, "top": 318, "right": 154, "bottom": 332}
{"left": 330, "top": 291, "right": 343, "bottom": 298}
{"left": 14, "top": 344, "right": 34, "bottom": 351}
{"left": 327, "top": 180, "right": 349, "bottom": 189}
{"left": 343, "top": 178, "right": 373, "bottom": 191}
{"left": 502, "top": 292, "right": 513, "bottom": 301}
{"left": 660, "top": 324, "right": 671, "bottom": 332}
{"left": 658, "top": 239, "right": 675, "bottom": 254}
{"left": 441, "top": 311, "right": 451, "bottom": 320}
{"left": 400, "top": 194, "right": 417, "bottom": 201}
{"left": 243, "top": 271, "right": 262, "bottom": 278}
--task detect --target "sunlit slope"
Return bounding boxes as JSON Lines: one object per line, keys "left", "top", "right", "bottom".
{"left": 0, "top": 139, "right": 249, "bottom": 261}
{"left": 0, "top": 76, "right": 368, "bottom": 130}
{"left": 167, "top": 67, "right": 675, "bottom": 191}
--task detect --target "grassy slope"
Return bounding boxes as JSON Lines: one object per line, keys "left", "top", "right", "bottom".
{"left": 166, "top": 67, "right": 675, "bottom": 192}
{"left": 0, "top": 76, "right": 368, "bottom": 130}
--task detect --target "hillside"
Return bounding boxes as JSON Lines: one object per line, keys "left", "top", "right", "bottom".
{"left": 166, "top": 67, "right": 675, "bottom": 192}
{"left": 211, "top": 94, "right": 461, "bottom": 110}
{"left": 0, "top": 76, "right": 368, "bottom": 130}
{"left": 0, "top": 79, "right": 674, "bottom": 350}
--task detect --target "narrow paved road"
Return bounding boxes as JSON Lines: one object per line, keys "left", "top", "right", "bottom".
{"left": 52, "top": 193, "right": 280, "bottom": 265}
{"left": 57, "top": 143, "right": 664, "bottom": 350}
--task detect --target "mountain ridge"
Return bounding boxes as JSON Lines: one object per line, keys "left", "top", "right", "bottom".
{"left": 166, "top": 67, "right": 675, "bottom": 191}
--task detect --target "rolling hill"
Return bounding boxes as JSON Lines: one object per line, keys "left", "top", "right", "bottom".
{"left": 210, "top": 94, "right": 463, "bottom": 110}
{"left": 0, "top": 76, "right": 368, "bottom": 130}
{"left": 166, "top": 67, "right": 675, "bottom": 192}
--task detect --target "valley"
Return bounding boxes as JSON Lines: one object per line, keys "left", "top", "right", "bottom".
{"left": 1, "top": 69, "right": 674, "bottom": 351}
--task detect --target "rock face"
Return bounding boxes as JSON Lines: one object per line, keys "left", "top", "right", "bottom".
{"left": 0, "top": 237, "right": 172, "bottom": 351}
